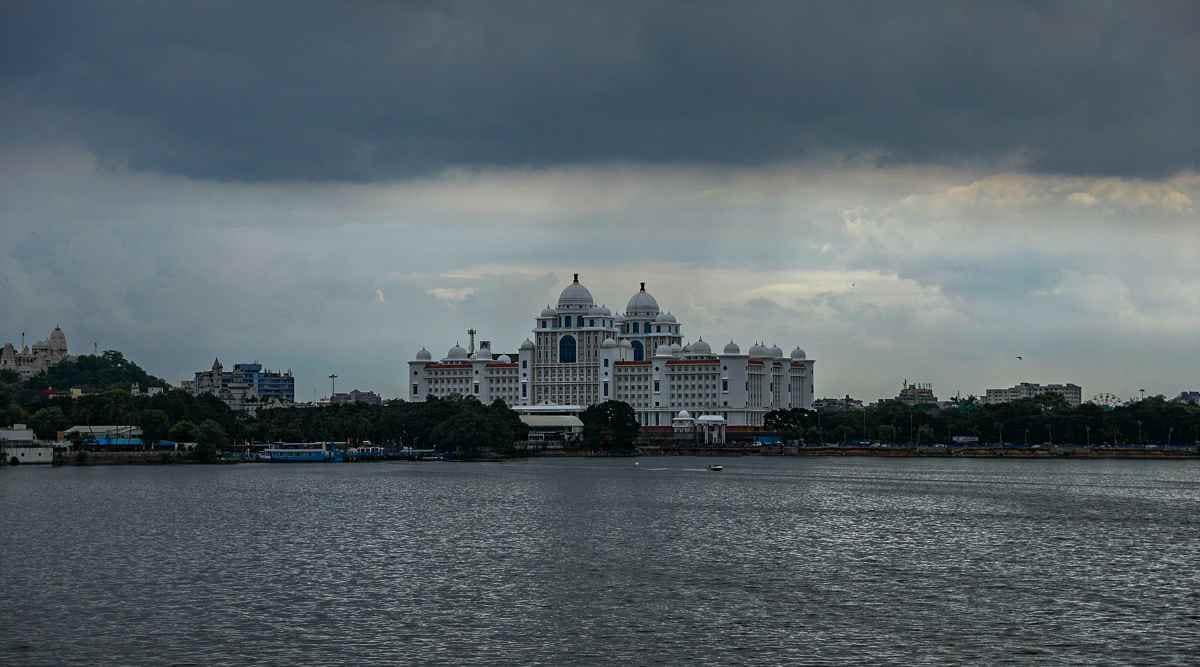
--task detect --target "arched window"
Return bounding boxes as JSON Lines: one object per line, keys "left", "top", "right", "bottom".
{"left": 631, "top": 340, "right": 644, "bottom": 362}
{"left": 559, "top": 335, "right": 577, "bottom": 363}
{"left": 632, "top": 322, "right": 640, "bottom": 334}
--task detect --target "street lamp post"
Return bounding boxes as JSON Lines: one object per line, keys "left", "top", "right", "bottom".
{"left": 1137, "top": 420, "right": 1143, "bottom": 446}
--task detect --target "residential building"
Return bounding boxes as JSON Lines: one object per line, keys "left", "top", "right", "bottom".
{"left": 984, "top": 382, "right": 1082, "bottom": 407}
{"left": 183, "top": 359, "right": 294, "bottom": 412}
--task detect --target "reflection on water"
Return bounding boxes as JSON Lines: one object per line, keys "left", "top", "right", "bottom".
{"left": 2, "top": 457, "right": 1199, "bottom": 664}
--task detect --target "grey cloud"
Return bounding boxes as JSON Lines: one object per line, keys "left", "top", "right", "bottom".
{"left": 3, "top": 1, "right": 1198, "bottom": 181}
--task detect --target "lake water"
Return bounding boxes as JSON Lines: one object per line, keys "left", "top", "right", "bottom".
{"left": 2, "top": 457, "right": 1199, "bottom": 665}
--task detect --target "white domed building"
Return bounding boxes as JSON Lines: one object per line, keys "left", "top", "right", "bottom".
{"left": 407, "top": 274, "right": 815, "bottom": 427}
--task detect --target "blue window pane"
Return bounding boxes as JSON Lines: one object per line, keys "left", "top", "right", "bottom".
{"left": 559, "top": 335, "right": 577, "bottom": 363}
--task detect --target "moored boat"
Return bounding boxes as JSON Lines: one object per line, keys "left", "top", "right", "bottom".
{"left": 263, "top": 442, "right": 343, "bottom": 462}
{"left": 706, "top": 464, "right": 724, "bottom": 471}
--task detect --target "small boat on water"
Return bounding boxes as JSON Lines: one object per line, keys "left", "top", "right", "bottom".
{"left": 706, "top": 464, "right": 724, "bottom": 472}
{"left": 262, "top": 442, "right": 344, "bottom": 463}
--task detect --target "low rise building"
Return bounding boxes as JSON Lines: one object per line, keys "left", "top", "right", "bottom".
{"left": 330, "top": 389, "right": 384, "bottom": 406}
{"left": 896, "top": 381, "right": 938, "bottom": 406}
{"left": 813, "top": 396, "right": 864, "bottom": 413}
{"left": 60, "top": 425, "right": 143, "bottom": 444}
{"left": 2, "top": 424, "right": 53, "bottom": 464}
{"left": 1172, "top": 391, "right": 1200, "bottom": 405}
{"left": 984, "top": 382, "right": 1082, "bottom": 407}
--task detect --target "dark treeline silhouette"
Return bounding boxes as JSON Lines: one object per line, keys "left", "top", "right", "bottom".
{"left": 766, "top": 394, "right": 1200, "bottom": 447}
{"left": 1, "top": 353, "right": 528, "bottom": 456}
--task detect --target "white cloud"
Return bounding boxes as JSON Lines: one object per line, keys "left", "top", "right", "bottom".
{"left": 427, "top": 287, "right": 477, "bottom": 302}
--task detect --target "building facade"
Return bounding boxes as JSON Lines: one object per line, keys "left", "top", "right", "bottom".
{"left": 896, "top": 381, "right": 938, "bottom": 406}
{"left": 182, "top": 359, "right": 295, "bottom": 412}
{"left": 984, "top": 382, "right": 1082, "bottom": 407}
{"left": 0, "top": 327, "right": 69, "bottom": 379}
{"left": 407, "top": 275, "right": 815, "bottom": 427}
{"left": 330, "top": 389, "right": 384, "bottom": 406}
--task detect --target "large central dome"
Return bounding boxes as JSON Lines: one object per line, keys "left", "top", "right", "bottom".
{"left": 625, "top": 282, "right": 660, "bottom": 316}
{"left": 557, "top": 273, "right": 595, "bottom": 309}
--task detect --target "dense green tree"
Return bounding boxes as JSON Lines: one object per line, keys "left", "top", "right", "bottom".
{"left": 197, "top": 419, "right": 229, "bottom": 449}
{"left": 194, "top": 419, "right": 227, "bottom": 463}
{"left": 425, "top": 397, "right": 521, "bottom": 458}
{"left": 764, "top": 408, "right": 818, "bottom": 441}
{"left": 28, "top": 406, "right": 68, "bottom": 439}
{"left": 581, "top": 400, "right": 640, "bottom": 452}
{"left": 169, "top": 419, "right": 199, "bottom": 443}
{"left": 137, "top": 409, "right": 171, "bottom": 445}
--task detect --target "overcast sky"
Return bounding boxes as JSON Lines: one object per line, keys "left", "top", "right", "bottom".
{"left": 2, "top": 1, "right": 1198, "bottom": 402}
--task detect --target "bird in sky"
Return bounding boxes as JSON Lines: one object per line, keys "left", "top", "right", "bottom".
{"left": 1016, "top": 355, "right": 1023, "bottom": 360}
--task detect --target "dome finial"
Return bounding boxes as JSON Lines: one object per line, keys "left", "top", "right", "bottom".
{"left": 573, "top": 273, "right": 579, "bottom": 283}
{"left": 640, "top": 281, "right": 645, "bottom": 291}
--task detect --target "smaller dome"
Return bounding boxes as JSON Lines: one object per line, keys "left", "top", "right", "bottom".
{"left": 497, "top": 354, "right": 512, "bottom": 363}
{"left": 770, "top": 344, "right": 784, "bottom": 357}
{"left": 655, "top": 344, "right": 674, "bottom": 357}
{"left": 597, "top": 304, "right": 612, "bottom": 316}
{"left": 790, "top": 347, "right": 806, "bottom": 360}
{"left": 655, "top": 311, "right": 676, "bottom": 323}
{"left": 415, "top": 347, "right": 432, "bottom": 360}
{"left": 626, "top": 282, "right": 661, "bottom": 316}
{"left": 540, "top": 306, "right": 556, "bottom": 317}
{"left": 446, "top": 344, "right": 468, "bottom": 360}
{"left": 557, "top": 273, "right": 595, "bottom": 309}
{"left": 691, "top": 338, "right": 711, "bottom": 354}
{"left": 748, "top": 342, "right": 771, "bottom": 357}
{"left": 677, "top": 410, "right": 691, "bottom": 419}
{"left": 723, "top": 341, "right": 740, "bottom": 354}
{"left": 519, "top": 338, "right": 535, "bottom": 351}
{"left": 601, "top": 338, "right": 618, "bottom": 349}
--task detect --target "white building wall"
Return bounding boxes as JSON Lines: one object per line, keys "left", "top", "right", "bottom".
{"left": 405, "top": 276, "right": 815, "bottom": 428}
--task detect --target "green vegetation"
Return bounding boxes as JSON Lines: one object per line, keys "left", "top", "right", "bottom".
{"left": 766, "top": 393, "right": 1200, "bottom": 446}
{"left": 0, "top": 352, "right": 532, "bottom": 458}
{"left": 27, "top": 351, "right": 170, "bottom": 395}
{"left": 581, "top": 400, "right": 640, "bottom": 453}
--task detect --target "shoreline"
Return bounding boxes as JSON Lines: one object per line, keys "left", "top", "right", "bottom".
{"left": 9, "top": 445, "right": 1196, "bottom": 466}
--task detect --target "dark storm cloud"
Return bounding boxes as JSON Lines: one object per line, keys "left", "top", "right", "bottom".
{"left": 3, "top": 1, "right": 1197, "bottom": 181}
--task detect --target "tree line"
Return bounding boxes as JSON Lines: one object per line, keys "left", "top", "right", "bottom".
{"left": 766, "top": 393, "right": 1200, "bottom": 447}
{"left": 1, "top": 352, "right": 533, "bottom": 458}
